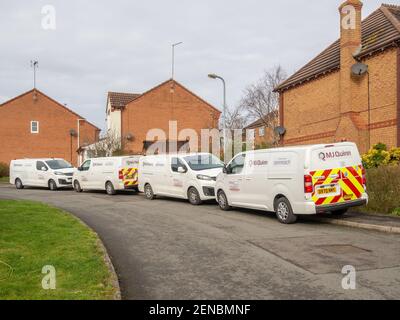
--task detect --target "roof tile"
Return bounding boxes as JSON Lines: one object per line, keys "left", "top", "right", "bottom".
{"left": 275, "top": 4, "right": 400, "bottom": 92}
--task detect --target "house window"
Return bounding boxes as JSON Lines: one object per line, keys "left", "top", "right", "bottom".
{"left": 31, "top": 121, "right": 39, "bottom": 134}
{"left": 259, "top": 126, "right": 265, "bottom": 137}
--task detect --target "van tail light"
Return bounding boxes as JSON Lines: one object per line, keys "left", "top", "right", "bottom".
{"left": 361, "top": 166, "right": 367, "bottom": 188}
{"left": 304, "top": 175, "right": 314, "bottom": 194}
{"left": 119, "top": 170, "right": 123, "bottom": 180}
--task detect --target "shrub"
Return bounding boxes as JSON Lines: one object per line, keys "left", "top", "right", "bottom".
{"left": 362, "top": 165, "right": 400, "bottom": 214}
{"left": 0, "top": 162, "right": 9, "bottom": 177}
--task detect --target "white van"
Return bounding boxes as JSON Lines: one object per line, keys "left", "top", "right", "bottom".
{"left": 215, "top": 142, "right": 368, "bottom": 224}
{"left": 73, "top": 156, "right": 140, "bottom": 195}
{"left": 10, "top": 158, "right": 75, "bottom": 190}
{"left": 138, "top": 153, "right": 224, "bottom": 205}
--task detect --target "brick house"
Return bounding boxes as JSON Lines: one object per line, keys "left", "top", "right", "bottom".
{"left": 0, "top": 89, "right": 100, "bottom": 166}
{"left": 106, "top": 79, "right": 221, "bottom": 154}
{"left": 275, "top": 1, "right": 400, "bottom": 153}
{"left": 244, "top": 110, "right": 279, "bottom": 148}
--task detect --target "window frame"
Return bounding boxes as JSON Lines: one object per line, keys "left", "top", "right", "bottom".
{"left": 31, "top": 121, "right": 39, "bottom": 134}
{"left": 227, "top": 153, "right": 246, "bottom": 175}
{"left": 259, "top": 126, "right": 265, "bottom": 137}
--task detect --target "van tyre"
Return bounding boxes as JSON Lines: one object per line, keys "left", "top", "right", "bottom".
{"left": 217, "top": 190, "right": 232, "bottom": 211}
{"left": 105, "top": 182, "right": 116, "bottom": 195}
{"left": 188, "top": 187, "right": 202, "bottom": 205}
{"left": 74, "top": 180, "right": 83, "bottom": 193}
{"left": 144, "top": 184, "right": 155, "bottom": 200}
{"left": 48, "top": 179, "right": 58, "bottom": 191}
{"left": 15, "top": 178, "right": 24, "bottom": 190}
{"left": 275, "top": 197, "right": 297, "bottom": 224}
{"left": 331, "top": 208, "right": 348, "bottom": 216}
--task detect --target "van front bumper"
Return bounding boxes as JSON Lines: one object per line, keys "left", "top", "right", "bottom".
{"left": 57, "top": 178, "right": 73, "bottom": 186}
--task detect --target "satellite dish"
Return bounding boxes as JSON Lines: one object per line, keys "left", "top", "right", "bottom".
{"left": 351, "top": 62, "right": 368, "bottom": 76}
{"left": 274, "top": 126, "right": 286, "bottom": 136}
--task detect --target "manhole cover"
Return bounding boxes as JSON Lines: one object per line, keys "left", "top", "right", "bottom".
{"left": 318, "top": 244, "right": 371, "bottom": 254}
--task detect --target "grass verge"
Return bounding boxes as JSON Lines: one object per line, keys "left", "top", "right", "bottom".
{"left": 0, "top": 200, "right": 118, "bottom": 300}
{"left": 0, "top": 177, "right": 9, "bottom": 183}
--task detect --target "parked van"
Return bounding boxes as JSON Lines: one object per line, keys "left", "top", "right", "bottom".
{"left": 73, "top": 156, "right": 141, "bottom": 195}
{"left": 10, "top": 158, "right": 74, "bottom": 190}
{"left": 215, "top": 142, "right": 368, "bottom": 224}
{"left": 138, "top": 153, "right": 224, "bottom": 205}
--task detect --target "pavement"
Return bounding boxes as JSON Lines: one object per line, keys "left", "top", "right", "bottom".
{"left": 0, "top": 183, "right": 400, "bottom": 300}
{"left": 309, "top": 211, "right": 400, "bottom": 234}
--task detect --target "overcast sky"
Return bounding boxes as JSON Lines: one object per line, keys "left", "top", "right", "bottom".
{"left": 0, "top": 0, "right": 385, "bottom": 130}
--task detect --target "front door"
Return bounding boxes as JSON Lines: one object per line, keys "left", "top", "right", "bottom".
{"left": 168, "top": 157, "right": 187, "bottom": 198}
{"left": 79, "top": 160, "right": 92, "bottom": 189}
{"left": 35, "top": 161, "right": 49, "bottom": 187}
{"left": 224, "top": 153, "right": 246, "bottom": 205}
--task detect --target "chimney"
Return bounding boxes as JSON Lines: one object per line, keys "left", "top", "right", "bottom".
{"left": 339, "top": 0, "right": 363, "bottom": 114}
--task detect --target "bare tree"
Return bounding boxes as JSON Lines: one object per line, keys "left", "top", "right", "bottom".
{"left": 238, "top": 66, "right": 287, "bottom": 146}
{"left": 225, "top": 104, "right": 247, "bottom": 130}
{"left": 85, "top": 130, "right": 123, "bottom": 158}
{"left": 239, "top": 66, "right": 287, "bottom": 127}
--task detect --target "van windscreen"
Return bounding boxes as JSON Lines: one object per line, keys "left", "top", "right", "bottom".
{"left": 184, "top": 155, "right": 224, "bottom": 171}
{"left": 45, "top": 160, "right": 73, "bottom": 170}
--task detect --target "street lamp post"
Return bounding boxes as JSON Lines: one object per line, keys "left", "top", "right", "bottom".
{"left": 208, "top": 73, "right": 227, "bottom": 161}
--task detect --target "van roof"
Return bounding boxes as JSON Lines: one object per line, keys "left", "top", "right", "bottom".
{"left": 245, "top": 142, "right": 357, "bottom": 154}
{"left": 145, "top": 152, "right": 217, "bottom": 158}
{"left": 87, "top": 155, "right": 141, "bottom": 161}
{"left": 12, "top": 158, "right": 65, "bottom": 162}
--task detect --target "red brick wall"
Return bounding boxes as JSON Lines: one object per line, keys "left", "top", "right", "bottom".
{"left": 281, "top": 47, "right": 398, "bottom": 153}
{"left": 0, "top": 90, "right": 99, "bottom": 167}
{"left": 121, "top": 80, "right": 221, "bottom": 154}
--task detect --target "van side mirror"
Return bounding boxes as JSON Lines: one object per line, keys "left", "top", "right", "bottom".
{"left": 41, "top": 167, "right": 47, "bottom": 172}
{"left": 77, "top": 166, "right": 83, "bottom": 171}
{"left": 223, "top": 165, "right": 228, "bottom": 174}
{"left": 177, "top": 166, "right": 186, "bottom": 173}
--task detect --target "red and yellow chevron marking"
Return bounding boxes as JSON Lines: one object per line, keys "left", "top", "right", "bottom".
{"left": 310, "top": 165, "right": 364, "bottom": 207}
{"left": 121, "top": 167, "right": 138, "bottom": 186}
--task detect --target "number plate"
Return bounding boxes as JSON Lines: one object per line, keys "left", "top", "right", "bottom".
{"left": 317, "top": 185, "right": 338, "bottom": 196}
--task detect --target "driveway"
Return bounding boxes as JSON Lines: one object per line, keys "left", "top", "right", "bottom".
{"left": 1, "top": 184, "right": 399, "bottom": 299}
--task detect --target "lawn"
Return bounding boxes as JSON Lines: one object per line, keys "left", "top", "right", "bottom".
{"left": 0, "top": 200, "right": 118, "bottom": 300}
{"left": 0, "top": 177, "right": 9, "bottom": 183}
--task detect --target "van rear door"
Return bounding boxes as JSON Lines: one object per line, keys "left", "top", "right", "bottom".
{"left": 120, "top": 157, "right": 140, "bottom": 188}
{"left": 308, "top": 144, "right": 365, "bottom": 206}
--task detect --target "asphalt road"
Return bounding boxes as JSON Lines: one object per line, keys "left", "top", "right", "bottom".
{"left": 1, "top": 184, "right": 399, "bottom": 300}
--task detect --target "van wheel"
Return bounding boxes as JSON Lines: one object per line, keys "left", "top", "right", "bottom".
{"left": 331, "top": 209, "right": 348, "bottom": 216}
{"left": 105, "top": 182, "right": 116, "bottom": 195}
{"left": 217, "top": 190, "right": 232, "bottom": 211}
{"left": 15, "top": 178, "right": 24, "bottom": 190}
{"left": 74, "top": 180, "right": 83, "bottom": 193}
{"left": 144, "top": 184, "right": 155, "bottom": 200}
{"left": 48, "top": 179, "right": 58, "bottom": 191}
{"left": 188, "top": 187, "right": 202, "bottom": 205}
{"left": 275, "top": 197, "right": 297, "bottom": 224}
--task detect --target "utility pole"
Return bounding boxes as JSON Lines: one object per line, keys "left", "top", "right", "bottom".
{"left": 31, "top": 60, "right": 39, "bottom": 89}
